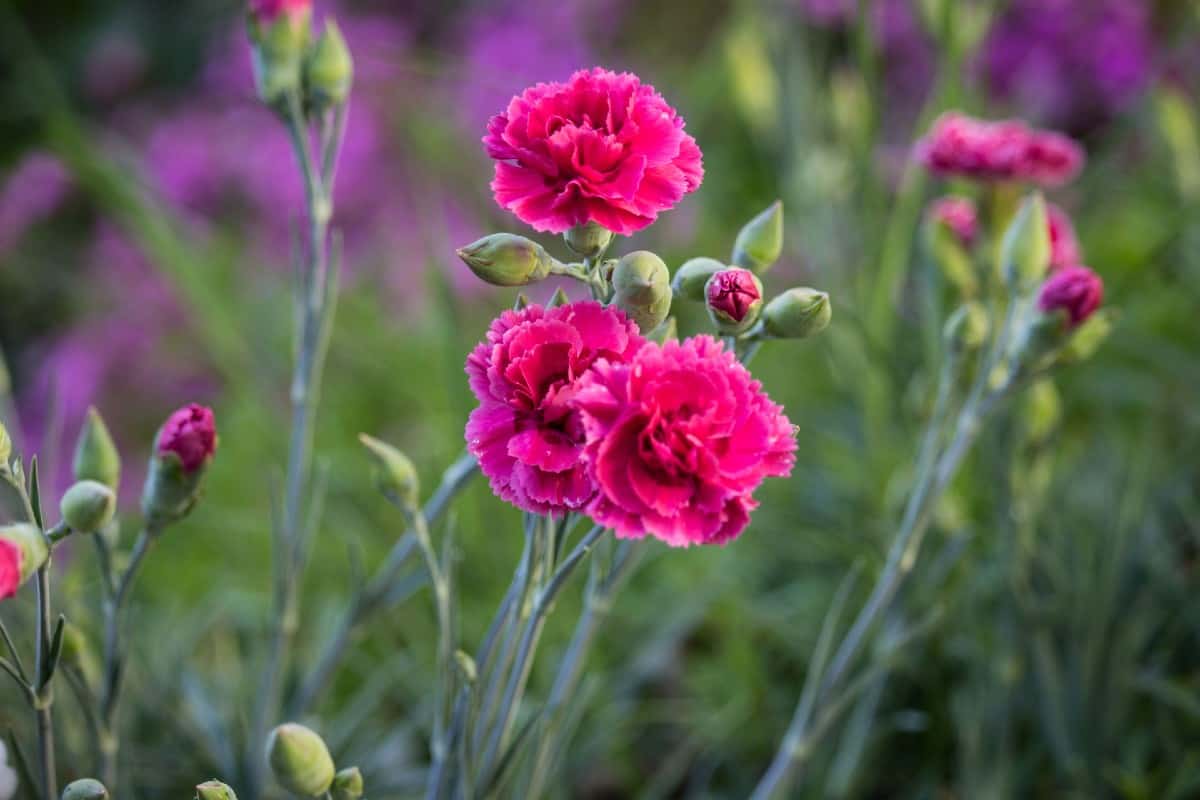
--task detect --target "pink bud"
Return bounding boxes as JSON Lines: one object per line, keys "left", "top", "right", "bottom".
{"left": 159, "top": 404, "right": 217, "bottom": 473}
{"left": 0, "top": 539, "right": 20, "bottom": 600}
{"left": 706, "top": 268, "right": 763, "bottom": 325}
{"left": 929, "top": 196, "right": 978, "bottom": 247}
{"left": 249, "top": 0, "right": 310, "bottom": 24}
{"left": 1037, "top": 266, "right": 1103, "bottom": 328}
{"left": 1046, "top": 203, "right": 1082, "bottom": 271}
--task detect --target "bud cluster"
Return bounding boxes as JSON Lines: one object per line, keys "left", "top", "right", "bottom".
{"left": 266, "top": 723, "right": 363, "bottom": 800}
{"left": 247, "top": 0, "right": 353, "bottom": 114}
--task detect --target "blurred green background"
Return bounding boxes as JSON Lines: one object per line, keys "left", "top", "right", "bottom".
{"left": 1, "top": 0, "right": 1200, "bottom": 797}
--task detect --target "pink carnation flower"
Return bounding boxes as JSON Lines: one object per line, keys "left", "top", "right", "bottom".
{"left": 573, "top": 336, "right": 796, "bottom": 546}
{"left": 484, "top": 67, "right": 703, "bottom": 235}
{"left": 465, "top": 301, "right": 645, "bottom": 515}
{"left": 1038, "top": 265, "right": 1103, "bottom": 327}
{"left": 0, "top": 539, "right": 20, "bottom": 600}
{"left": 159, "top": 404, "right": 217, "bottom": 472}
{"left": 1047, "top": 202, "right": 1082, "bottom": 270}
{"left": 248, "top": 0, "right": 310, "bottom": 23}
{"left": 916, "top": 112, "right": 1084, "bottom": 187}
{"left": 928, "top": 196, "right": 978, "bottom": 247}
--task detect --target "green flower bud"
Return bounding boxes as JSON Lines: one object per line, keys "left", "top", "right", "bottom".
{"left": 612, "top": 251, "right": 672, "bottom": 333}
{"left": 248, "top": 2, "right": 312, "bottom": 109}
{"left": 456, "top": 234, "right": 556, "bottom": 287}
{"left": 331, "top": 767, "right": 364, "bottom": 800}
{"left": 266, "top": 723, "right": 335, "bottom": 798}
{"left": 704, "top": 268, "right": 763, "bottom": 335}
{"left": 60, "top": 480, "right": 117, "bottom": 534}
{"left": 60, "top": 621, "right": 100, "bottom": 686}
{"left": 196, "top": 781, "right": 239, "bottom": 800}
{"left": 1000, "top": 192, "right": 1050, "bottom": 291}
{"left": 0, "top": 523, "right": 48, "bottom": 585}
{"left": 73, "top": 407, "right": 120, "bottom": 490}
{"left": 762, "top": 288, "right": 832, "bottom": 339}
{"left": 61, "top": 778, "right": 108, "bottom": 800}
{"left": 731, "top": 200, "right": 784, "bottom": 274}
{"left": 359, "top": 434, "right": 420, "bottom": 509}
{"left": 1022, "top": 378, "right": 1061, "bottom": 445}
{"left": 304, "top": 19, "right": 353, "bottom": 111}
{"left": 0, "top": 419, "right": 10, "bottom": 467}
{"left": 1058, "top": 308, "right": 1115, "bottom": 365}
{"left": 670, "top": 257, "right": 725, "bottom": 302}
{"left": 942, "top": 302, "right": 989, "bottom": 355}
{"left": 564, "top": 222, "right": 613, "bottom": 258}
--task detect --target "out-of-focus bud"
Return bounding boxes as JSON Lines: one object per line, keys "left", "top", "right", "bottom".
{"left": 612, "top": 251, "right": 672, "bottom": 333}
{"left": 704, "top": 268, "right": 763, "bottom": 334}
{"left": 671, "top": 257, "right": 725, "bottom": 302}
{"left": 926, "top": 197, "right": 979, "bottom": 297}
{"left": 304, "top": 20, "right": 353, "bottom": 111}
{"left": 247, "top": 0, "right": 312, "bottom": 108}
{"left": 1059, "top": 308, "right": 1115, "bottom": 365}
{"left": 762, "top": 288, "right": 832, "bottom": 339}
{"left": 331, "top": 767, "right": 364, "bottom": 800}
{"left": 731, "top": 200, "right": 784, "bottom": 274}
{"left": 942, "top": 302, "right": 989, "bottom": 355}
{"left": 60, "top": 480, "right": 116, "bottom": 534}
{"left": 928, "top": 196, "right": 978, "bottom": 248}
{"left": 0, "top": 523, "right": 48, "bottom": 600}
{"left": 1036, "top": 265, "right": 1104, "bottom": 329}
{"left": 359, "top": 434, "right": 419, "bottom": 510}
{"left": 60, "top": 622, "right": 101, "bottom": 685}
{"left": 1023, "top": 379, "right": 1061, "bottom": 445}
{"left": 73, "top": 407, "right": 120, "bottom": 490}
{"left": 564, "top": 221, "right": 613, "bottom": 258}
{"left": 0, "top": 419, "right": 10, "bottom": 467}
{"left": 266, "top": 723, "right": 336, "bottom": 798}
{"left": 1046, "top": 203, "right": 1081, "bottom": 271}
{"left": 61, "top": 779, "right": 109, "bottom": 800}
{"left": 456, "top": 234, "right": 556, "bottom": 287}
{"left": 195, "top": 781, "right": 239, "bottom": 800}
{"left": 1001, "top": 192, "right": 1050, "bottom": 290}
{"left": 141, "top": 404, "right": 217, "bottom": 527}
{"left": 454, "top": 650, "right": 478, "bottom": 684}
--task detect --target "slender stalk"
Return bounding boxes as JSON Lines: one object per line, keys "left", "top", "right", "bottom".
{"left": 409, "top": 507, "right": 453, "bottom": 800}
{"left": 33, "top": 563, "right": 55, "bottom": 800}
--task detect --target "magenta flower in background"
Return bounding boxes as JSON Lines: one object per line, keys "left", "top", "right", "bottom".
{"left": 0, "top": 152, "right": 72, "bottom": 255}
{"left": 574, "top": 336, "right": 796, "bottom": 547}
{"left": 484, "top": 67, "right": 704, "bottom": 235}
{"left": 928, "top": 196, "right": 978, "bottom": 248}
{"left": 1047, "top": 202, "right": 1082, "bottom": 270}
{"left": 465, "top": 302, "right": 645, "bottom": 516}
{"left": 916, "top": 112, "right": 1084, "bottom": 187}
{"left": 0, "top": 539, "right": 20, "bottom": 600}
{"left": 249, "top": 0, "right": 311, "bottom": 24}
{"left": 1038, "top": 265, "right": 1104, "bottom": 327}
{"left": 159, "top": 404, "right": 218, "bottom": 472}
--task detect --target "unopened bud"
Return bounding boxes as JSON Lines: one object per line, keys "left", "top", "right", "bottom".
{"left": 731, "top": 200, "right": 784, "bottom": 274}
{"left": 266, "top": 723, "right": 335, "bottom": 798}
{"left": 942, "top": 303, "right": 989, "bottom": 355}
{"left": 60, "top": 480, "right": 116, "bottom": 533}
{"left": 0, "top": 420, "right": 10, "bottom": 467}
{"left": 0, "top": 523, "right": 48, "bottom": 599}
{"left": 1001, "top": 192, "right": 1051, "bottom": 290}
{"left": 612, "top": 251, "right": 671, "bottom": 333}
{"left": 359, "top": 434, "right": 419, "bottom": 509}
{"left": 60, "top": 621, "right": 100, "bottom": 685}
{"left": 704, "top": 268, "right": 763, "bottom": 334}
{"left": 248, "top": 0, "right": 312, "bottom": 108}
{"left": 1036, "top": 265, "right": 1104, "bottom": 329}
{"left": 61, "top": 779, "right": 108, "bottom": 800}
{"left": 304, "top": 19, "right": 353, "bottom": 111}
{"left": 671, "top": 257, "right": 725, "bottom": 302}
{"left": 331, "top": 767, "right": 364, "bottom": 800}
{"left": 762, "top": 288, "right": 832, "bottom": 339}
{"left": 142, "top": 404, "right": 217, "bottom": 527}
{"left": 73, "top": 407, "right": 120, "bottom": 490}
{"left": 926, "top": 197, "right": 980, "bottom": 297}
{"left": 564, "top": 222, "right": 613, "bottom": 258}
{"left": 1058, "top": 308, "right": 1115, "bottom": 365}
{"left": 196, "top": 781, "right": 239, "bottom": 800}
{"left": 457, "top": 234, "right": 556, "bottom": 287}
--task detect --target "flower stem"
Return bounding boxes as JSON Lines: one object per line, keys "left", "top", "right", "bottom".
{"left": 33, "top": 563, "right": 55, "bottom": 800}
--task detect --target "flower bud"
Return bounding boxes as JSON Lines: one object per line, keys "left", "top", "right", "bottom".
{"left": 304, "top": 19, "right": 353, "bottom": 111}
{"left": 1036, "top": 265, "right": 1103, "bottom": 329}
{"left": 942, "top": 302, "right": 989, "bottom": 355}
{"left": 671, "top": 257, "right": 725, "bottom": 302}
{"left": 1001, "top": 192, "right": 1051, "bottom": 290}
{"left": 704, "top": 268, "right": 763, "bottom": 334}
{"left": 61, "top": 779, "right": 108, "bottom": 800}
{"left": 1059, "top": 308, "right": 1115, "bottom": 365}
{"left": 456, "top": 234, "right": 556, "bottom": 287}
{"left": 60, "top": 480, "right": 116, "bottom": 534}
{"left": 248, "top": 0, "right": 312, "bottom": 108}
{"left": 731, "top": 200, "right": 784, "bottom": 274}
{"left": 925, "top": 196, "right": 980, "bottom": 296}
{"left": 0, "top": 523, "right": 48, "bottom": 600}
{"left": 0, "top": 420, "right": 10, "bottom": 467}
{"left": 762, "top": 288, "right": 832, "bottom": 339}
{"left": 60, "top": 621, "right": 100, "bottom": 685}
{"left": 196, "top": 781, "right": 239, "bottom": 800}
{"left": 73, "top": 407, "right": 120, "bottom": 490}
{"left": 331, "top": 767, "right": 364, "bottom": 800}
{"left": 359, "top": 434, "right": 419, "bottom": 509}
{"left": 611, "top": 251, "right": 671, "bottom": 333}
{"left": 141, "top": 404, "right": 217, "bottom": 527}
{"left": 266, "top": 723, "right": 335, "bottom": 798}
{"left": 564, "top": 221, "right": 613, "bottom": 258}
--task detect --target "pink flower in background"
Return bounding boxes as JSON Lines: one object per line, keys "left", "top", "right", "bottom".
{"left": 916, "top": 112, "right": 1084, "bottom": 187}
{"left": 574, "top": 336, "right": 796, "bottom": 546}
{"left": 928, "top": 196, "right": 978, "bottom": 247}
{"left": 159, "top": 404, "right": 217, "bottom": 472}
{"left": 1038, "top": 265, "right": 1103, "bottom": 327}
{"left": 484, "top": 67, "right": 703, "bottom": 235}
{"left": 249, "top": 0, "right": 310, "bottom": 24}
{"left": 1047, "top": 202, "right": 1082, "bottom": 270}
{"left": 465, "top": 301, "right": 645, "bottom": 515}
{"left": 0, "top": 539, "right": 20, "bottom": 600}
{"left": 0, "top": 152, "right": 72, "bottom": 255}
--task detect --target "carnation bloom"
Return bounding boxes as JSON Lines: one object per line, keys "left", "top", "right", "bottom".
{"left": 0, "top": 539, "right": 20, "bottom": 600}
{"left": 159, "top": 404, "right": 218, "bottom": 472}
{"left": 916, "top": 112, "right": 1084, "bottom": 187}
{"left": 484, "top": 67, "right": 703, "bottom": 235}
{"left": 465, "top": 301, "right": 645, "bottom": 515}
{"left": 249, "top": 0, "right": 310, "bottom": 23}
{"left": 574, "top": 336, "right": 796, "bottom": 546}
{"left": 1047, "top": 202, "right": 1082, "bottom": 270}
{"left": 928, "top": 196, "right": 978, "bottom": 247}
{"left": 1037, "top": 265, "right": 1103, "bottom": 327}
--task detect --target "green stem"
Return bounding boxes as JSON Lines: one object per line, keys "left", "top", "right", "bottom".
{"left": 33, "top": 563, "right": 55, "bottom": 800}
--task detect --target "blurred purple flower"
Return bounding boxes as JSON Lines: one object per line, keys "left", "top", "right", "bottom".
{"left": 0, "top": 153, "right": 72, "bottom": 255}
